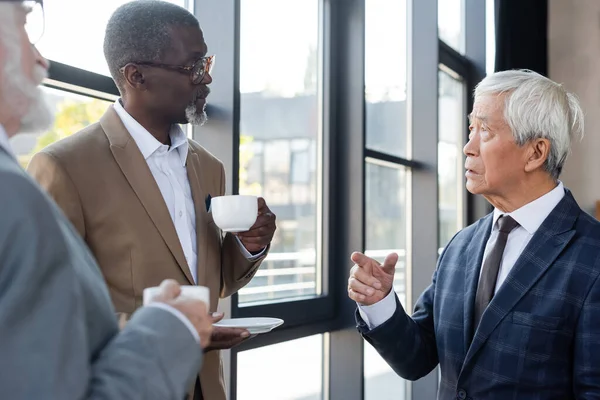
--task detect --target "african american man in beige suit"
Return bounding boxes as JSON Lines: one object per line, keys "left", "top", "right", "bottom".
{"left": 27, "top": 2, "right": 276, "bottom": 400}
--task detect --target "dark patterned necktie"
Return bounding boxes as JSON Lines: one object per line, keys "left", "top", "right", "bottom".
{"left": 473, "top": 215, "right": 520, "bottom": 329}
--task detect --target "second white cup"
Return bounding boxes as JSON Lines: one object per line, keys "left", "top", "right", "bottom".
{"left": 143, "top": 285, "right": 210, "bottom": 309}
{"left": 211, "top": 195, "right": 258, "bottom": 232}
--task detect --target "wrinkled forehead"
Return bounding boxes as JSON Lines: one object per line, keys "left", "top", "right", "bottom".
{"left": 470, "top": 93, "right": 507, "bottom": 123}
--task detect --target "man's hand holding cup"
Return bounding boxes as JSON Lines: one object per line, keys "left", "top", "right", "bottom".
{"left": 147, "top": 279, "right": 213, "bottom": 349}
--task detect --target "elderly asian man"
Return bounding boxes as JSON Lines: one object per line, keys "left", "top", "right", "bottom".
{"left": 349, "top": 69, "right": 600, "bottom": 400}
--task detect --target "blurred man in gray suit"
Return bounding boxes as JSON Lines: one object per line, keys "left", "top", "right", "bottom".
{"left": 0, "top": 1, "right": 214, "bottom": 398}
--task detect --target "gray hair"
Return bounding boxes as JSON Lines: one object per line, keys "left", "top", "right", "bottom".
{"left": 0, "top": 3, "right": 53, "bottom": 134}
{"left": 474, "top": 69, "right": 584, "bottom": 180}
{"left": 103, "top": 0, "right": 200, "bottom": 92}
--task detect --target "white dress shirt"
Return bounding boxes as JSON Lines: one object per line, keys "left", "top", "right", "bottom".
{"left": 113, "top": 100, "right": 262, "bottom": 284}
{"left": 358, "top": 182, "right": 566, "bottom": 329}
{"left": 1, "top": 122, "right": 200, "bottom": 343}
{"left": 114, "top": 100, "right": 201, "bottom": 281}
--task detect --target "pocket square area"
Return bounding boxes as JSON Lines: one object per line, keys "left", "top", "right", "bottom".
{"left": 205, "top": 194, "right": 212, "bottom": 212}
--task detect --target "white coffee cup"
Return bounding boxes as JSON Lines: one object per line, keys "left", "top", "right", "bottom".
{"left": 211, "top": 195, "right": 258, "bottom": 232}
{"left": 143, "top": 285, "right": 210, "bottom": 309}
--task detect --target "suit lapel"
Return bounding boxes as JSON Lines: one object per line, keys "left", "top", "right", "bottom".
{"left": 463, "top": 215, "right": 493, "bottom": 353}
{"left": 100, "top": 107, "right": 195, "bottom": 284}
{"left": 186, "top": 148, "right": 210, "bottom": 286}
{"left": 462, "top": 190, "right": 579, "bottom": 369}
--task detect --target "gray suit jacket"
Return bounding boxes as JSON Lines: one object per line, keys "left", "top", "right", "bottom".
{"left": 0, "top": 148, "right": 203, "bottom": 399}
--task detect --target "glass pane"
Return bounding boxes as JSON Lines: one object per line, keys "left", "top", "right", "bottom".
{"left": 364, "top": 344, "right": 407, "bottom": 400}
{"left": 237, "top": 335, "right": 323, "bottom": 400}
{"left": 438, "top": 0, "right": 464, "bottom": 53}
{"left": 238, "top": 0, "right": 321, "bottom": 304}
{"left": 10, "top": 87, "right": 112, "bottom": 169}
{"left": 37, "top": 0, "right": 189, "bottom": 76}
{"left": 486, "top": 0, "right": 496, "bottom": 74}
{"left": 438, "top": 70, "right": 465, "bottom": 251}
{"left": 365, "top": 0, "right": 408, "bottom": 158}
{"left": 363, "top": 161, "right": 408, "bottom": 399}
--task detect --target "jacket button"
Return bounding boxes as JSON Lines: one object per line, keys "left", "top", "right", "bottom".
{"left": 457, "top": 389, "right": 467, "bottom": 400}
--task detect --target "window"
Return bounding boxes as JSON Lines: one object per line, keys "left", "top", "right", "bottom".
{"left": 486, "top": 0, "right": 496, "bottom": 74}
{"left": 365, "top": 0, "right": 408, "bottom": 158}
{"left": 438, "top": 69, "right": 466, "bottom": 250}
{"left": 363, "top": 0, "right": 411, "bottom": 396}
{"left": 237, "top": 0, "right": 322, "bottom": 305}
{"left": 363, "top": 161, "right": 408, "bottom": 400}
{"left": 438, "top": 0, "right": 465, "bottom": 53}
{"left": 37, "top": 0, "right": 191, "bottom": 76}
{"left": 10, "top": 87, "right": 112, "bottom": 169}
{"left": 364, "top": 162, "right": 408, "bottom": 294}
{"left": 30, "top": 0, "right": 490, "bottom": 399}
{"left": 364, "top": 344, "right": 407, "bottom": 400}
{"left": 237, "top": 335, "right": 324, "bottom": 400}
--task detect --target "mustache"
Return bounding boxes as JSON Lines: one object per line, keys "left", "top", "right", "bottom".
{"left": 195, "top": 86, "right": 210, "bottom": 100}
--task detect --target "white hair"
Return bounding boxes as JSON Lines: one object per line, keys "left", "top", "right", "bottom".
{"left": 185, "top": 102, "right": 207, "bottom": 126}
{"left": 474, "top": 69, "right": 584, "bottom": 180}
{"left": 0, "top": 3, "right": 54, "bottom": 135}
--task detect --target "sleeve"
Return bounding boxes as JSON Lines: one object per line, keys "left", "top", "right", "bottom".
{"left": 27, "top": 152, "right": 134, "bottom": 327}
{"left": 573, "top": 273, "right": 600, "bottom": 398}
{"left": 0, "top": 171, "right": 202, "bottom": 400}
{"left": 235, "top": 235, "right": 267, "bottom": 260}
{"left": 145, "top": 303, "right": 200, "bottom": 343}
{"left": 217, "top": 162, "right": 268, "bottom": 298}
{"left": 356, "top": 273, "right": 439, "bottom": 381}
{"left": 357, "top": 289, "right": 398, "bottom": 329}
{"left": 354, "top": 238, "right": 460, "bottom": 381}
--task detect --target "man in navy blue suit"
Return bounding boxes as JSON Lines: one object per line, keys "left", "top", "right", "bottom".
{"left": 349, "top": 69, "right": 600, "bottom": 399}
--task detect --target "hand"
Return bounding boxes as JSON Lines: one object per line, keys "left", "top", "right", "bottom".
{"left": 204, "top": 313, "right": 251, "bottom": 352}
{"left": 236, "top": 197, "right": 276, "bottom": 253}
{"left": 152, "top": 279, "right": 213, "bottom": 349}
{"left": 348, "top": 252, "right": 398, "bottom": 306}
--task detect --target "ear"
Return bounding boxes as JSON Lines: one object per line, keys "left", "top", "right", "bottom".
{"left": 121, "top": 64, "right": 147, "bottom": 91}
{"left": 524, "top": 138, "right": 551, "bottom": 173}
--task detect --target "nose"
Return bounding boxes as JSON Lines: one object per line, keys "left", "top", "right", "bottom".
{"left": 201, "top": 71, "right": 212, "bottom": 85}
{"left": 33, "top": 45, "right": 49, "bottom": 70}
{"left": 463, "top": 131, "right": 479, "bottom": 157}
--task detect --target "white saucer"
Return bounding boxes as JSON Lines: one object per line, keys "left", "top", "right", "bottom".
{"left": 214, "top": 317, "right": 284, "bottom": 334}
{"left": 221, "top": 227, "right": 249, "bottom": 233}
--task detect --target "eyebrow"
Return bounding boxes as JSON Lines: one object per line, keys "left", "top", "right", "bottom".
{"left": 192, "top": 44, "right": 208, "bottom": 57}
{"left": 185, "top": 50, "right": 207, "bottom": 64}
{"left": 468, "top": 113, "right": 488, "bottom": 124}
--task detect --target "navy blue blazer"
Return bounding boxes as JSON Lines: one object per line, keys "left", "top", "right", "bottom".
{"left": 358, "top": 190, "right": 600, "bottom": 400}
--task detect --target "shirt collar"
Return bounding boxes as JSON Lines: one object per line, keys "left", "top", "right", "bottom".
{"left": 113, "top": 99, "right": 189, "bottom": 166}
{"left": 492, "top": 181, "right": 566, "bottom": 235}
{"left": 0, "top": 124, "right": 17, "bottom": 161}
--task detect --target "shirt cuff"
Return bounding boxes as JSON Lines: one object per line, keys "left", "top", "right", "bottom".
{"left": 235, "top": 236, "right": 266, "bottom": 260}
{"left": 357, "top": 289, "right": 398, "bottom": 330}
{"left": 146, "top": 303, "right": 200, "bottom": 344}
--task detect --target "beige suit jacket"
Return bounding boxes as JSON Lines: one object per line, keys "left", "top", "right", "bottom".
{"left": 28, "top": 106, "right": 265, "bottom": 400}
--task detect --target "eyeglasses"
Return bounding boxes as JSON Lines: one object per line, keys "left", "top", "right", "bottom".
{"left": 23, "top": 0, "right": 45, "bottom": 45}
{"left": 120, "top": 55, "right": 215, "bottom": 85}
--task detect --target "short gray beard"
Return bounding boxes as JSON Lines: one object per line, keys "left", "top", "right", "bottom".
{"left": 185, "top": 102, "right": 207, "bottom": 126}
{"left": 0, "top": 5, "right": 54, "bottom": 134}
